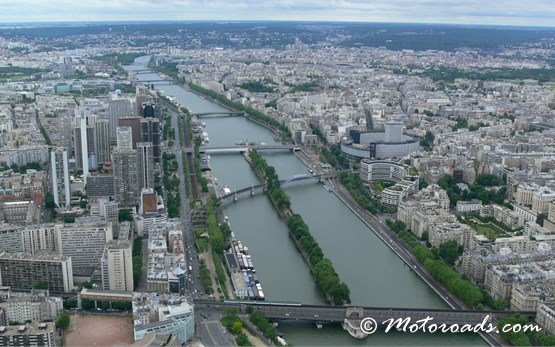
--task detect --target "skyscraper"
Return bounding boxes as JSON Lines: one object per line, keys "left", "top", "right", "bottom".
{"left": 50, "top": 148, "right": 71, "bottom": 208}
{"left": 101, "top": 240, "right": 133, "bottom": 291}
{"left": 118, "top": 117, "right": 142, "bottom": 148}
{"left": 137, "top": 142, "right": 155, "bottom": 190}
{"left": 135, "top": 85, "right": 149, "bottom": 117}
{"left": 116, "top": 126, "right": 133, "bottom": 150}
{"left": 112, "top": 148, "right": 140, "bottom": 206}
{"left": 140, "top": 118, "right": 161, "bottom": 163}
{"left": 73, "top": 113, "right": 97, "bottom": 179}
{"left": 95, "top": 118, "right": 111, "bottom": 164}
{"left": 109, "top": 93, "right": 132, "bottom": 141}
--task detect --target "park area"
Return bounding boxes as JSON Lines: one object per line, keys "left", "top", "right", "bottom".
{"left": 464, "top": 217, "right": 506, "bottom": 240}
{"left": 65, "top": 314, "right": 134, "bottom": 346}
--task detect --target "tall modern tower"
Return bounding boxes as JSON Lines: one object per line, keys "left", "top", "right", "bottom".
{"left": 135, "top": 86, "right": 149, "bottom": 117}
{"left": 50, "top": 148, "right": 71, "bottom": 208}
{"left": 109, "top": 93, "right": 132, "bottom": 141}
{"left": 137, "top": 142, "right": 154, "bottom": 190}
{"left": 140, "top": 118, "right": 161, "bottom": 163}
{"left": 73, "top": 115, "right": 90, "bottom": 180}
{"left": 112, "top": 148, "right": 140, "bottom": 206}
{"left": 95, "top": 118, "right": 111, "bottom": 164}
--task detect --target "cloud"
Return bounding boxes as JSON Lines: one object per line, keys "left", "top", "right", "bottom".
{"left": 0, "top": 0, "right": 553, "bottom": 26}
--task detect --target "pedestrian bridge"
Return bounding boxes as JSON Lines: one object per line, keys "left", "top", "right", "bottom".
{"left": 217, "top": 173, "right": 336, "bottom": 205}
{"left": 201, "top": 145, "right": 301, "bottom": 154}
{"left": 193, "top": 299, "right": 536, "bottom": 339}
{"left": 192, "top": 111, "right": 245, "bottom": 118}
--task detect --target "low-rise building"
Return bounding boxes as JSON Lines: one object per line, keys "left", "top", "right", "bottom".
{"left": 132, "top": 293, "right": 194, "bottom": 345}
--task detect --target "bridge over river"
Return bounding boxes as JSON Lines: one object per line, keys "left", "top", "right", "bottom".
{"left": 201, "top": 144, "right": 300, "bottom": 154}
{"left": 194, "top": 299, "right": 536, "bottom": 340}
{"left": 217, "top": 173, "right": 336, "bottom": 205}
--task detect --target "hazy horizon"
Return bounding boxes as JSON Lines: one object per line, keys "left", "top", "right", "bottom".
{"left": 0, "top": 0, "right": 553, "bottom": 27}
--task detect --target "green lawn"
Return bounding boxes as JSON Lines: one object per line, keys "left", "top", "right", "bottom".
{"left": 473, "top": 223, "right": 504, "bottom": 240}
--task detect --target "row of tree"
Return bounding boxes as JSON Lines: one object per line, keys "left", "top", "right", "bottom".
{"left": 388, "top": 220, "right": 502, "bottom": 309}
{"left": 162, "top": 152, "right": 181, "bottom": 218}
{"left": 249, "top": 150, "right": 350, "bottom": 305}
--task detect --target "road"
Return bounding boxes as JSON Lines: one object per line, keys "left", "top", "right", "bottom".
{"left": 195, "top": 309, "right": 235, "bottom": 346}
{"left": 166, "top": 104, "right": 205, "bottom": 297}
{"left": 325, "top": 178, "right": 505, "bottom": 346}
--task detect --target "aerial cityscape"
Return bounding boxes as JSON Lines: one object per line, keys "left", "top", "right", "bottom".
{"left": 0, "top": 1, "right": 553, "bottom": 346}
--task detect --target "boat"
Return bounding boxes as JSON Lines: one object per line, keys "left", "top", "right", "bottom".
{"left": 222, "top": 185, "right": 231, "bottom": 195}
{"left": 214, "top": 178, "right": 218, "bottom": 185}
{"left": 324, "top": 185, "right": 332, "bottom": 192}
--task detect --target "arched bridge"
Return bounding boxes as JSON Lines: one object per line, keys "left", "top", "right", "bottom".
{"left": 201, "top": 145, "right": 300, "bottom": 154}
{"left": 192, "top": 111, "right": 245, "bottom": 118}
{"left": 194, "top": 299, "right": 537, "bottom": 339}
{"left": 217, "top": 173, "right": 336, "bottom": 204}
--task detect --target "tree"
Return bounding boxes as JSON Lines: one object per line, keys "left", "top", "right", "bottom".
{"left": 62, "top": 215, "right": 75, "bottom": 223}
{"left": 438, "top": 240, "right": 463, "bottom": 265}
{"left": 118, "top": 209, "right": 133, "bottom": 222}
{"left": 231, "top": 321, "right": 243, "bottom": 334}
{"left": 44, "top": 192, "right": 55, "bottom": 208}
{"left": 537, "top": 213, "right": 548, "bottom": 227}
{"left": 57, "top": 312, "right": 70, "bottom": 329}
{"left": 34, "top": 282, "right": 48, "bottom": 290}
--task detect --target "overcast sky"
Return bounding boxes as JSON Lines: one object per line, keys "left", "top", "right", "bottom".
{"left": 0, "top": 0, "right": 553, "bottom": 26}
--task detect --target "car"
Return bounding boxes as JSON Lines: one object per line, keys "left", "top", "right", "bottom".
{"left": 285, "top": 313, "right": 290, "bottom": 317}
{"left": 413, "top": 265, "right": 417, "bottom": 269}
{"left": 314, "top": 314, "right": 319, "bottom": 318}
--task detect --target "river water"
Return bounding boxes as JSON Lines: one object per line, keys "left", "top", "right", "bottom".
{"left": 126, "top": 56, "right": 484, "bottom": 346}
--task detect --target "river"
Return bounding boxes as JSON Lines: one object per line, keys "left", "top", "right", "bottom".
{"left": 126, "top": 56, "right": 484, "bottom": 346}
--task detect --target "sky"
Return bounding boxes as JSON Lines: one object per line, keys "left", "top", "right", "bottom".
{"left": 0, "top": 0, "right": 553, "bottom": 27}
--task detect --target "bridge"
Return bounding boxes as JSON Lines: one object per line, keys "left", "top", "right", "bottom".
{"left": 201, "top": 145, "right": 300, "bottom": 154}
{"left": 191, "top": 111, "right": 245, "bottom": 118}
{"left": 217, "top": 173, "right": 336, "bottom": 204}
{"left": 138, "top": 79, "right": 173, "bottom": 84}
{"left": 194, "top": 299, "right": 536, "bottom": 339}
{"left": 77, "top": 288, "right": 133, "bottom": 309}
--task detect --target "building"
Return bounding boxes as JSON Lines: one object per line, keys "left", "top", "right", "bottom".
{"left": 360, "top": 159, "right": 419, "bottom": 206}
{"left": 429, "top": 220, "right": 475, "bottom": 248}
{"left": 54, "top": 220, "right": 112, "bottom": 273}
{"left": 73, "top": 113, "right": 97, "bottom": 179}
{"left": 0, "top": 201, "right": 40, "bottom": 225}
{"left": 341, "top": 122, "right": 420, "bottom": 159}
{"left": 85, "top": 173, "right": 115, "bottom": 198}
{"left": 94, "top": 118, "right": 111, "bottom": 164}
{"left": 0, "top": 290, "right": 63, "bottom": 324}
{"left": 109, "top": 94, "right": 133, "bottom": 141}
{"left": 456, "top": 199, "right": 482, "bottom": 213}
{"left": 22, "top": 224, "right": 56, "bottom": 255}
{"left": 140, "top": 118, "right": 161, "bottom": 163}
{"left": 0, "top": 252, "right": 73, "bottom": 293}
{"left": 0, "top": 224, "right": 25, "bottom": 254}
{"left": 50, "top": 148, "right": 71, "bottom": 208}
{"left": 537, "top": 303, "right": 555, "bottom": 335}
{"left": 132, "top": 293, "right": 194, "bottom": 345}
{"left": 101, "top": 240, "right": 133, "bottom": 292}
{"left": 118, "top": 117, "right": 142, "bottom": 149}
{"left": 98, "top": 199, "right": 119, "bottom": 238}
{"left": 112, "top": 148, "right": 140, "bottom": 206}
{"left": 137, "top": 142, "right": 154, "bottom": 190}
{"left": 0, "top": 322, "right": 58, "bottom": 347}
{"left": 116, "top": 126, "right": 133, "bottom": 150}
